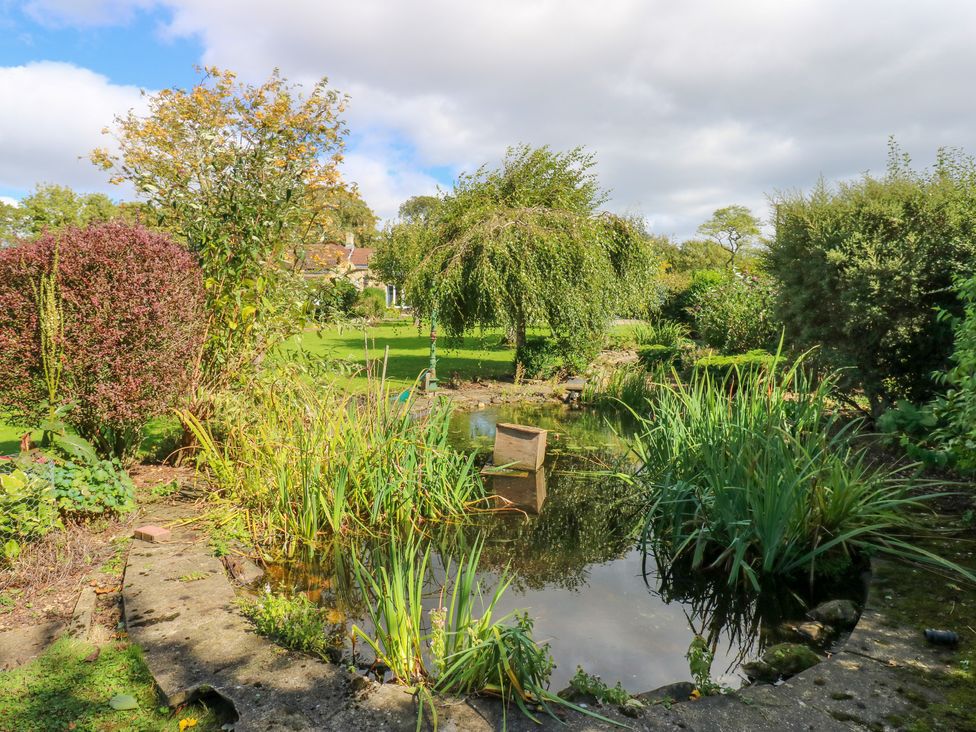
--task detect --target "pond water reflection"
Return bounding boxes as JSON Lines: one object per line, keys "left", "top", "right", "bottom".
{"left": 265, "top": 402, "right": 864, "bottom": 693}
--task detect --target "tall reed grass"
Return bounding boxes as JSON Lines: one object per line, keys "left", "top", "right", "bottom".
{"left": 633, "top": 319, "right": 691, "bottom": 348}
{"left": 626, "top": 356, "right": 967, "bottom": 588}
{"left": 582, "top": 361, "right": 656, "bottom": 409}
{"left": 181, "top": 372, "right": 485, "bottom": 553}
{"left": 350, "top": 536, "right": 619, "bottom": 730}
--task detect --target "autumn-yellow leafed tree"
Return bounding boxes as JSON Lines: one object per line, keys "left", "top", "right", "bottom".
{"left": 92, "top": 67, "right": 348, "bottom": 387}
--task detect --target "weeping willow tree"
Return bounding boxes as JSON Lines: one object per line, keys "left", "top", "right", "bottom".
{"left": 378, "top": 145, "right": 658, "bottom": 362}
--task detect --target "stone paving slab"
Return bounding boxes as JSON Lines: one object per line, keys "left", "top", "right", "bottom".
{"left": 0, "top": 620, "right": 64, "bottom": 671}
{"left": 122, "top": 502, "right": 952, "bottom": 731}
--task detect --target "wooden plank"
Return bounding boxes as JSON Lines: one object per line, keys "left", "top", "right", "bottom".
{"left": 493, "top": 423, "right": 547, "bottom": 470}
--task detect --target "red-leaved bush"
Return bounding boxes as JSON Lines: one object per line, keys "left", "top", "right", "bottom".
{"left": 0, "top": 222, "right": 206, "bottom": 458}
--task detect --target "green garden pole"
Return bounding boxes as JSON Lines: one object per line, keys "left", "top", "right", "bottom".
{"left": 427, "top": 308, "right": 439, "bottom": 391}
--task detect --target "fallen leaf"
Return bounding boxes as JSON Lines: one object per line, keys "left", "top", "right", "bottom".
{"left": 84, "top": 648, "right": 100, "bottom": 663}
{"left": 109, "top": 693, "right": 139, "bottom": 711}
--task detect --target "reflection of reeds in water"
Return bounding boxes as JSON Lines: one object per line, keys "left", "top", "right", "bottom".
{"left": 647, "top": 551, "right": 868, "bottom": 676}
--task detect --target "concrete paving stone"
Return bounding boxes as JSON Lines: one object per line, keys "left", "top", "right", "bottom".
{"left": 0, "top": 621, "right": 64, "bottom": 671}
{"left": 122, "top": 501, "right": 952, "bottom": 731}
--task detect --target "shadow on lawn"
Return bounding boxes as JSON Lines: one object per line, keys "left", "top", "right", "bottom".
{"left": 314, "top": 328, "right": 517, "bottom": 384}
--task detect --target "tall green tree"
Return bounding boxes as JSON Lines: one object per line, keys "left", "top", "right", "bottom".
{"left": 768, "top": 143, "right": 976, "bottom": 413}
{"left": 92, "top": 67, "right": 348, "bottom": 387}
{"left": 396, "top": 145, "right": 658, "bottom": 357}
{"left": 697, "top": 205, "right": 761, "bottom": 268}
{"left": 398, "top": 195, "right": 441, "bottom": 224}
{"left": 372, "top": 195, "right": 443, "bottom": 293}
{"left": 1, "top": 184, "right": 120, "bottom": 241}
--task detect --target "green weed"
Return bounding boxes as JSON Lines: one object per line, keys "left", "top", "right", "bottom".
{"left": 568, "top": 666, "right": 631, "bottom": 705}
{"left": 239, "top": 588, "right": 341, "bottom": 661}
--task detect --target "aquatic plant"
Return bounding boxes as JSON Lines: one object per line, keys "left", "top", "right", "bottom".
{"left": 180, "top": 372, "right": 485, "bottom": 552}
{"left": 686, "top": 635, "right": 721, "bottom": 696}
{"left": 352, "top": 537, "right": 430, "bottom": 685}
{"left": 567, "top": 666, "right": 632, "bottom": 705}
{"left": 350, "top": 535, "right": 619, "bottom": 730}
{"left": 627, "top": 355, "right": 968, "bottom": 587}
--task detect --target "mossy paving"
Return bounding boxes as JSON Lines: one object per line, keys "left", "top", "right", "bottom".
{"left": 869, "top": 519, "right": 976, "bottom": 732}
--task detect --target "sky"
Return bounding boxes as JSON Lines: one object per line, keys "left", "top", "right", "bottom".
{"left": 2, "top": 0, "right": 976, "bottom": 238}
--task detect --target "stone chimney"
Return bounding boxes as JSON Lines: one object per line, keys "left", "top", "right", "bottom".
{"left": 345, "top": 231, "right": 355, "bottom": 248}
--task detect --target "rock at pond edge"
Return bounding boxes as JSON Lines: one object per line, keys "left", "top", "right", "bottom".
{"left": 809, "top": 599, "right": 859, "bottom": 628}
{"left": 742, "top": 643, "right": 821, "bottom": 682}
{"left": 636, "top": 681, "right": 697, "bottom": 704}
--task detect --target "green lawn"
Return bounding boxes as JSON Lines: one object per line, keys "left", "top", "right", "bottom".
{"left": 283, "top": 319, "right": 525, "bottom": 392}
{"left": 0, "top": 637, "right": 221, "bottom": 732}
{"left": 0, "top": 422, "right": 27, "bottom": 456}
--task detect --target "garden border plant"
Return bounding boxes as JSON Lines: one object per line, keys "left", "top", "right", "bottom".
{"left": 623, "top": 353, "right": 973, "bottom": 589}
{"left": 0, "top": 222, "right": 206, "bottom": 460}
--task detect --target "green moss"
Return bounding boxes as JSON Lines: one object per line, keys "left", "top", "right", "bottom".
{"left": 873, "top": 539, "right": 976, "bottom": 732}
{"left": 0, "top": 637, "right": 221, "bottom": 731}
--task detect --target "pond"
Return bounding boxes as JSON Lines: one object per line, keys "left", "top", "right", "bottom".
{"left": 264, "top": 402, "right": 865, "bottom": 693}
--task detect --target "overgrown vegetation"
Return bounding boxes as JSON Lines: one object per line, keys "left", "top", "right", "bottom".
{"left": 582, "top": 362, "right": 654, "bottom": 408}
{"left": 626, "top": 355, "right": 963, "bottom": 587}
{"left": 688, "top": 273, "right": 779, "bottom": 354}
{"left": 240, "top": 588, "right": 342, "bottom": 660}
{"left": 0, "top": 222, "right": 206, "bottom": 459}
{"left": 93, "top": 67, "right": 348, "bottom": 389}
{"left": 567, "top": 667, "right": 632, "bottom": 705}
{"left": 768, "top": 142, "right": 976, "bottom": 414}
{"left": 182, "top": 371, "right": 485, "bottom": 553}
{"left": 0, "top": 468, "right": 59, "bottom": 561}
{"left": 350, "top": 536, "right": 617, "bottom": 730}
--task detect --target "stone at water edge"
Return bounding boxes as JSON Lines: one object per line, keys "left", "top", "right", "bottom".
{"left": 742, "top": 643, "right": 821, "bottom": 682}
{"left": 620, "top": 698, "right": 646, "bottom": 718}
{"left": 782, "top": 620, "right": 831, "bottom": 643}
{"left": 635, "top": 681, "right": 696, "bottom": 704}
{"left": 809, "top": 599, "right": 859, "bottom": 628}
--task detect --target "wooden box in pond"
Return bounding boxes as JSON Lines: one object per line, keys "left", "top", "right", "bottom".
{"left": 491, "top": 468, "right": 547, "bottom": 514}
{"left": 493, "top": 423, "right": 547, "bottom": 471}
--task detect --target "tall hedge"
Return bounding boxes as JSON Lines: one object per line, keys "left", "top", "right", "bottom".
{"left": 0, "top": 222, "right": 206, "bottom": 457}
{"left": 767, "top": 147, "right": 976, "bottom": 413}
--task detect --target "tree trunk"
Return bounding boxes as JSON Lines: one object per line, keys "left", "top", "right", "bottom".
{"left": 515, "top": 319, "right": 527, "bottom": 352}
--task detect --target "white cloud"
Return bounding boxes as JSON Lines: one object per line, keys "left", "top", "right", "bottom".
{"left": 0, "top": 62, "right": 146, "bottom": 196}
{"left": 8, "top": 1, "right": 976, "bottom": 235}
{"left": 0, "top": 196, "right": 19, "bottom": 207}
{"left": 340, "top": 149, "right": 441, "bottom": 223}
